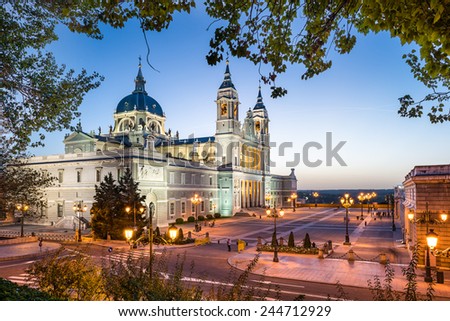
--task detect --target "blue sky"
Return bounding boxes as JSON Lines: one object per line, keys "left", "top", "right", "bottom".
{"left": 30, "top": 8, "right": 450, "bottom": 190}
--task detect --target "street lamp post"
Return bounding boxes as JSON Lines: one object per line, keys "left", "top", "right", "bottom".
{"left": 16, "top": 203, "right": 29, "bottom": 237}
{"left": 290, "top": 193, "right": 297, "bottom": 212}
{"left": 265, "top": 193, "right": 271, "bottom": 209}
{"left": 73, "top": 201, "right": 87, "bottom": 242}
{"left": 408, "top": 202, "right": 447, "bottom": 282}
{"left": 125, "top": 203, "right": 145, "bottom": 245}
{"left": 147, "top": 202, "right": 155, "bottom": 277}
{"left": 266, "top": 207, "right": 285, "bottom": 262}
{"left": 357, "top": 193, "right": 366, "bottom": 220}
{"left": 312, "top": 192, "right": 319, "bottom": 207}
{"left": 365, "top": 192, "right": 376, "bottom": 213}
{"left": 191, "top": 194, "right": 202, "bottom": 232}
{"left": 386, "top": 194, "right": 396, "bottom": 231}
{"left": 124, "top": 229, "right": 133, "bottom": 249}
{"left": 340, "top": 193, "right": 354, "bottom": 245}
{"left": 168, "top": 223, "right": 178, "bottom": 242}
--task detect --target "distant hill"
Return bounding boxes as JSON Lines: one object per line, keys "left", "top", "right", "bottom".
{"left": 297, "top": 189, "right": 394, "bottom": 204}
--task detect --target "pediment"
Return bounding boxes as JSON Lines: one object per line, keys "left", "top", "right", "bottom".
{"left": 63, "top": 131, "right": 95, "bottom": 144}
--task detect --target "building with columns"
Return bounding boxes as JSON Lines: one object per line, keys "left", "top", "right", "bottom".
{"left": 25, "top": 61, "right": 297, "bottom": 229}
{"left": 401, "top": 164, "right": 450, "bottom": 270}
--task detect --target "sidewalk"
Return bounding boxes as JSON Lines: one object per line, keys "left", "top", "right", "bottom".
{"left": 228, "top": 247, "right": 450, "bottom": 299}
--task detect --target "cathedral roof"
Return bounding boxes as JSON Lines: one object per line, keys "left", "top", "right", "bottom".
{"left": 219, "top": 60, "right": 236, "bottom": 90}
{"left": 253, "top": 86, "right": 266, "bottom": 110}
{"left": 115, "top": 60, "right": 164, "bottom": 117}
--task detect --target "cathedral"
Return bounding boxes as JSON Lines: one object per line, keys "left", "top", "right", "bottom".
{"left": 27, "top": 61, "right": 297, "bottom": 228}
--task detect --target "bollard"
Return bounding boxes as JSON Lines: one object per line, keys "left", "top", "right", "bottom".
{"left": 318, "top": 248, "right": 324, "bottom": 259}
{"left": 347, "top": 249, "right": 355, "bottom": 261}
{"left": 379, "top": 253, "right": 387, "bottom": 265}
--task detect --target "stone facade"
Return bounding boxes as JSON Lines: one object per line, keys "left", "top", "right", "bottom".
{"left": 402, "top": 164, "right": 450, "bottom": 270}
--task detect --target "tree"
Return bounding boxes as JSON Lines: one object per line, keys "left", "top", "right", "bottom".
{"left": 204, "top": 0, "right": 450, "bottom": 123}
{"left": 90, "top": 173, "right": 123, "bottom": 240}
{"left": 0, "top": 163, "right": 55, "bottom": 235}
{"left": 91, "top": 170, "right": 146, "bottom": 240}
{"left": 3, "top": 0, "right": 448, "bottom": 159}
{"left": 119, "top": 168, "right": 146, "bottom": 233}
{"left": 288, "top": 231, "right": 295, "bottom": 247}
{"left": 1, "top": 2, "right": 103, "bottom": 160}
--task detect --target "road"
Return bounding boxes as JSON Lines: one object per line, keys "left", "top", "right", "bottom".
{"left": 0, "top": 207, "right": 423, "bottom": 300}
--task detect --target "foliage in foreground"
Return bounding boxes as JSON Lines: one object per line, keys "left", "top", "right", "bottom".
{"left": 0, "top": 278, "right": 57, "bottom": 301}
{"left": 365, "top": 244, "right": 434, "bottom": 301}
{"left": 25, "top": 245, "right": 278, "bottom": 301}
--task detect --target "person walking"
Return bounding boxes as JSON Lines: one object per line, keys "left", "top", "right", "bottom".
{"left": 227, "top": 238, "right": 231, "bottom": 252}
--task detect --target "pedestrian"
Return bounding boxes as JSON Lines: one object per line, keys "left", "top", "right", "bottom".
{"left": 227, "top": 238, "right": 231, "bottom": 252}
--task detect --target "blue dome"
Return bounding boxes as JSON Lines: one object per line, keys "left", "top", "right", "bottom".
{"left": 116, "top": 92, "right": 164, "bottom": 116}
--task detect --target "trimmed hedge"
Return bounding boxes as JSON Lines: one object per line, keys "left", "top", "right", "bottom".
{"left": 214, "top": 213, "right": 221, "bottom": 219}
{"left": 175, "top": 218, "right": 184, "bottom": 224}
{"left": 187, "top": 216, "right": 195, "bottom": 223}
{"left": 198, "top": 215, "right": 205, "bottom": 221}
{"left": 259, "top": 245, "right": 319, "bottom": 255}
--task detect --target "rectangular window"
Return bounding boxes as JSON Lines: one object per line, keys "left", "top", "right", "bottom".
{"left": 76, "top": 169, "right": 82, "bottom": 183}
{"left": 200, "top": 201, "right": 205, "bottom": 212}
{"left": 181, "top": 202, "right": 186, "bottom": 214}
{"left": 57, "top": 203, "right": 64, "bottom": 217}
{"left": 58, "top": 170, "right": 64, "bottom": 183}
{"left": 209, "top": 176, "right": 213, "bottom": 185}
{"left": 209, "top": 200, "right": 213, "bottom": 212}
{"left": 192, "top": 174, "right": 196, "bottom": 185}
{"left": 191, "top": 203, "right": 195, "bottom": 214}
{"left": 169, "top": 172, "right": 174, "bottom": 184}
{"left": 169, "top": 202, "right": 175, "bottom": 215}
{"left": 181, "top": 173, "right": 186, "bottom": 185}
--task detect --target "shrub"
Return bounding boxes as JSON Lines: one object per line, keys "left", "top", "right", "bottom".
{"left": 175, "top": 218, "right": 184, "bottom": 224}
{"left": 288, "top": 232, "right": 295, "bottom": 247}
{"left": 176, "top": 228, "right": 184, "bottom": 242}
{"left": 303, "top": 233, "right": 311, "bottom": 249}
{"left": 187, "top": 216, "right": 195, "bottom": 223}
{"left": 214, "top": 213, "right": 221, "bottom": 219}
{"left": 206, "top": 214, "right": 214, "bottom": 220}
{"left": 198, "top": 215, "right": 205, "bottom": 221}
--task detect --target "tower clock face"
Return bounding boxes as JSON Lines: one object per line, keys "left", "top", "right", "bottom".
{"left": 221, "top": 103, "right": 227, "bottom": 116}
{"left": 255, "top": 121, "right": 261, "bottom": 132}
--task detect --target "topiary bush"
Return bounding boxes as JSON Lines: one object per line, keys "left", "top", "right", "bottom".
{"left": 214, "top": 213, "right": 221, "bottom": 219}
{"left": 198, "top": 215, "right": 205, "bottom": 221}
{"left": 206, "top": 214, "right": 214, "bottom": 220}
{"left": 187, "top": 216, "right": 195, "bottom": 223}
{"left": 288, "top": 231, "right": 295, "bottom": 247}
{"left": 175, "top": 218, "right": 184, "bottom": 224}
{"left": 303, "top": 233, "right": 311, "bottom": 249}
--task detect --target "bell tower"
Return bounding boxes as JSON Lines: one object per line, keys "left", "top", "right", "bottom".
{"left": 215, "top": 61, "right": 240, "bottom": 135}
